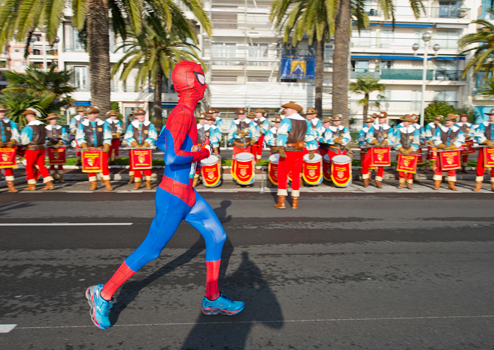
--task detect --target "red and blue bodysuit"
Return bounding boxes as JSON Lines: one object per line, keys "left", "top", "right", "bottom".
{"left": 99, "top": 62, "right": 230, "bottom": 306}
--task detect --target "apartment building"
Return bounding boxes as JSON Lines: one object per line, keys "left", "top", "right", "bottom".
{"left": 0, "top": 0, "right": 492, "bottom": 128}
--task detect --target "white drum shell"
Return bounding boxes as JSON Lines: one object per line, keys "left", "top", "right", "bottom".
{"left": 269, "top": 153, "right": 280, "bottom": 164}
{"left": 332, "top": 155, "right": 351, "bottom": 165}
{"left": 235, "top": 152, "right": 254, "bottom": 162}
{"left": 303, "top": 153, "right": 322, "bottom": 163}
{"left": 201, "top": 155, "right": 219, "bottom": 166}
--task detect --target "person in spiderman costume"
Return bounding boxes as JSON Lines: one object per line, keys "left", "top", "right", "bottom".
{"left": 85, "top": 61, "right": 244, "bottom": 330}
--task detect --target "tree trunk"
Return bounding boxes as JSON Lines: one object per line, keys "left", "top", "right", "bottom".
{"left": 153, "top": 66, "right": 163, "bottom": 131}
{"left": 87, "top": 0, "right": 111, "bottom": 118}
{"left": 332, "top": 0, "right": 351, "bottom": 126}
{"left": 363, "top": 93, "right": 369, "bottom": 118}
{"left": 315, "top": 39, "right": 324, "bottom": 119}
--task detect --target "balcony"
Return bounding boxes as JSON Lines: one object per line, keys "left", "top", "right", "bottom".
{"left": 351, "top": 36, "right": 460, "bottom": 50}
{"left": 364, "top": 5, "right": 469, "bottom": 19}
{"left": 63, "top": 45, "right": 85, "bottom": 52}
{"left": 351, "top": 69, "right": 465, "bottom": 81}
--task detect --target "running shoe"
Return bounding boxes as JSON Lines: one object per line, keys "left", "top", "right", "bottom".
{"left": 85, "top": 284, "right": 113, "bottom": 329}
{"left": 201, "top": 293, "right": 244, "bottom": 316}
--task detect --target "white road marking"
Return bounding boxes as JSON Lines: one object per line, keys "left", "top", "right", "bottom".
{"left": 14, "top": 315, "right": 494, "bottom": 330}
{"left": 0, "top": 223, "right": 133, "bottom": 226}
{"left": 0, "top": 324, "right": 17, "bottom": 333}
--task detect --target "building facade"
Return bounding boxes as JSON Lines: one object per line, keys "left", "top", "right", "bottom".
{"left": 1, "top": 0, "right": 492, "bottom": 129}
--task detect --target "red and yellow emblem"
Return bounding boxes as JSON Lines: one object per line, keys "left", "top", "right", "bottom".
{"left": 232, "top": 154, "right": 255, "bottom": 185}
{"left": 483, "top": 147, "right": 494, "bottom": 168}
{"left": 461, "top": 140, "right": 476, "bottom": 155}
{"left": 330, "top": 163, "right": 351, "bottom": 187}
{"left": 370, "top": 147, "right": 391, "bottom": 166}
{"left": 302, "top": 159, "right": 322, "bottom": 185}
{"left": 438, "top": 150, "right": 461, "bottom": 170}
{"left": 82, "top": 151, "right": 104, "bottom": 173}
{"left": 47, "top": 147, "right": 66, "bottom": 165}
{"left": 0, "top": 147, "right": 17, "bottom": 168}
{"left": 268, "top": 162, "right": 278, "bottom": 185}
{"left": 397, "top": 154, "right": 418, "bottom": 174}
{"left": 201, "top": 162, "right": 221, "bottom": 187}
{"left": 130, "top": 149, "right": 152, "bottom": 170}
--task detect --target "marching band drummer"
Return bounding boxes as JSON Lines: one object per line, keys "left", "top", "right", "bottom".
{"left": 393, "top": 114, "right": 421, "bottom": 189}
{"left": 0, "top": 104, "right": 21, "bottom": 192}
{"left": 318, "top": 116, "right": 333, "bottom": 157}
{"left": 45, "top": 113, "right": 70, "bottom": 183}
{"left": 252, "top": 109, "right": 269, "bottom": 163}
{"left": 432, "top": 114, "right": 465, "bottom": 191}
{"left": 362, "top": 112, "right": 394, "bottom": 188}
{"left": 276, "top": 101, "right": 318, "bottom": 210}
{"left": 69, "top": 106, "right": 87, "bottom": 166}
{"left": 423, "top": 115, "right": 443, "bottom": 173}
{"left": 305, "top": 108, "right": 324, "bottom": 142}
{"left": 456, "top": 113, "right": 473, "bottom": 173}
{"left": 207, "top": 108, "right": 223, "bottom": 131}
{"left": 20, "top": 108, "right": 55, "bottom": 191}
{"left": 473, "top": 108, "right": 494, "bottom": 192}
{"left": 192, "top": 114, "right": 222, "bottom": 188}
{"left": 323, "top": 114, "right": 351, "bottom": 159}
{"left": 76, "top": 106, "right": 113, "bottom": 191}
{"left": 264, "top": 116, "right": 282, "bottom": 155}
{"left": 124, "top": 108, "right": 158, "bottom": 190}
{"left": 228, "top": 108, "right": 257, "bottom": 157}
{"left": 104, "top": 110, "right": 123, "bottom": 165}
{"left": 205, "top": 114, "right": 222, "bottom": 155}
{"left": 357, "top": 115, "right": 376, "bottom": 181}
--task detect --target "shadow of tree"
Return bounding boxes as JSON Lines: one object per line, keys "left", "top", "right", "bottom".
{"left": 180, "top": 251, "right": 283, "bottom": 350}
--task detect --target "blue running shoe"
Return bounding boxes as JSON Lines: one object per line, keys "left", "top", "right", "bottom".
{"left": 202, "top": 293, "right": 244, "bottom": 316}
{"left": 85, "top": 284, "right": 113, "bottom": 329}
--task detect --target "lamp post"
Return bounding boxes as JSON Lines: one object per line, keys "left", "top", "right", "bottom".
{"left": 412, "top": 32, "right": 439, "bottom": 126}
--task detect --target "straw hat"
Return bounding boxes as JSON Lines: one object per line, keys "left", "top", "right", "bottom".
{"left": 400, "top": 114, "right": 415, "bottom": 122}
{"left": 45, "top": 113, "right": 59, "bottom": 120}
{"left": 306, "top": 107, "right": 318, "bottom": 115}
{"left": 322, "top": 117, "right": 332, "bottom": 123}
{"left": 197, "top": 112, "right": 207, "bottom": 119}
{"left": 434, "top": 115, "right": 444, "bottom": 121}
{"left": 207, "top": 108, "right": 219, "bottom": 114}
{"left": 21, "top": 108, "right": 42, "bottom": 118}
{"left": 87, "top": 106, "right": 100, "bottom": 114}
{"left": 106, "top": 110, "right": 118, "bottom": 117}
{"left": 205, "top": 114, "right": 216, "bottom": 122}
{"left": 363, "top": 116, "right": 375, "bottom": 123}
{"left": 247, "top": 112, "right": 256, "bottom": 119}
{"left": 281, "top": 101, "right": 303, "bottom": 113}
{"left": 235, "top": 108, "right": 247, "bottom": 115}
{"left": 76, "top": 106, "right": 86, "bottom": 113}
{"left": 444, "top": 113, "right": 459, "bottom": 121}
{"left": 331, "top": 114, "right": 343, "bottom": 121}
{"left": 255, "top": 108, "right": 266, "bottom": 114}
{"left": 272, "top": 116, "right": 283, "bottom": 123}
{"left": 133, "top": 108, "right": 146, "bottom": 116}
{"left": 377, "top": 112, "right": 388, "bottom": 118}
{"left": 485, "top": 108, "right": 494, "bottom": 115}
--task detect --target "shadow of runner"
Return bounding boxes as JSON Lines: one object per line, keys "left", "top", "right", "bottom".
{"left": 181, "top": 252, "right": 283, "bottom": 350}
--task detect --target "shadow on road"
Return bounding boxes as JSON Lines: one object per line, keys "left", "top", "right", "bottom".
{"left": 181, "top": 251, "right": 284, "bottom": 350}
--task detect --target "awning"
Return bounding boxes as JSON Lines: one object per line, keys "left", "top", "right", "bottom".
{"left": 382, "top": 23, "right": 434, "bottom": 27}
{"left": 161, "top": 103, "right": 178, "bottom": 108}
{"left": 74, "top": 101, "right": 91, "bottom": 106}
{"left": 436, "top": 24, "right": 468, "bottom": 29}
{"left": 436, "top": 56, "right": 466, "bottom": 60}
{"left": 379, "top": 55, "right": 423, "bottom": 60}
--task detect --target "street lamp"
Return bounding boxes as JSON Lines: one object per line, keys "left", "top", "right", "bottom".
{"left": 412, "top": 32, "right": 438, "bottom": 126}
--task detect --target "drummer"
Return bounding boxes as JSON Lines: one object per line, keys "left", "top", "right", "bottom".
{"left": 252, "top": 109, "right": 269, "bottom": 164}
{"left": 228, "top": 108, "right": 257, "bottom": 157}
{"left": 424, "top": 115, "right": 443, "bottom": 173}
{"left": 205, "top": 114, "right": 222, "bottom": 155}
{"left": 208, "top": 108, "right": 223, "bottom": 131}
{"left": 264, "top": 116, "right": 282, "bottom": 155}
{"left": 322, "top": 114, "right": 351, "bottom": 158}
{"left": 393, "top": 114, "right": 421, "bottom": 189}
{"left": 306, "top": 108, "right": 324, "bottom": 142}
{"left": 456, "top": 113, "right": 473, "bottom": 173}
{"left": 318, "top": 117, "right": 332, "bottom": 157}
{"left": 362, "top": 112, "right": 394, "bottom": 188}
{"left": 358, "top": 115, "right": 376, "bottom": 179}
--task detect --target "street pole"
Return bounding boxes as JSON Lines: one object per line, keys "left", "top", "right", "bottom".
{"left": 41, "top": 33, "right": 47, "bottom": 72}
{"left": 420, "top": 41, "right": 428, "bottom": 127}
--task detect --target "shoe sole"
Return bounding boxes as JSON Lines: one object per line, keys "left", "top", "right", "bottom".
{"left": 85, "top": 287, "right": 105, "bottom": 329}
{"left": 201, "top": 305, "right": 244, "bottom": 316}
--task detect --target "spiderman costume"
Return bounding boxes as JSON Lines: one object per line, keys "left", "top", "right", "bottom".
{"left": 85, "top": 61, "right": 244, "bottom": 330}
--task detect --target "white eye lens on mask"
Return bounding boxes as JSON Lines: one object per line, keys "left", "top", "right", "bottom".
{"left": 195, "top": 73, "right": 206, "bottom": 86}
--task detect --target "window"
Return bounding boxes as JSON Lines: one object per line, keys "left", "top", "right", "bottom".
{"left": 72, "top": 66, "right": 90, "bottom": 90}
{"left": 14, "top": 48, "right": 19, "bottom": 53}
{"left": 381, "top": 60, "right": 393, "bottom": 69}
{"left": 211, "top": 75, "right": 237, "bottom": 82}
{"left": 248, "top": 76, "right": 268, "bottom": 82}
{"left": 248, "top": 43, "right": 268, "bottom": 58}
{"left": 32, "top": 49, "right": 41, "bottom": 55}
{"left": 22, "top": 61, "right": 27, "bottom": 67}
{"left": 211, "top": 42, "right": 237, "bottom": 65}
{"left": 14, "top": 61, "right": 21, "bottom": 67}
{"left": 212, "top": 13, "right": 237, "bottom": 29}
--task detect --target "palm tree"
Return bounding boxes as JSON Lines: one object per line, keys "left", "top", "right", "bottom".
{"left": 333, "top": 0, "right": 424, "bottom": 125}
{"left": 0, "top": 91, "right": 55, "bottom": 128}
{"left": 270, "top": 0, "right": 368, "bottom": 118}
{"left": 459, "top": 10, "right": 494, "bottom": 80}
{"left": 3, "top": 65, "right": 75, "bottom": 111}
{"left": 0, "top": 0, "right": 211, "bottom": 117}
{"left": 112, "top": 16, "right": 204, "bottom": 130}
{"left": 349, "top": 75, "right": 386, "bottom": 119}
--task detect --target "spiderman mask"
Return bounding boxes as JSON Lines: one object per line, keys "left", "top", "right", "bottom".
{"left": 172, "top": 61, "right": 207, "bottom": 102}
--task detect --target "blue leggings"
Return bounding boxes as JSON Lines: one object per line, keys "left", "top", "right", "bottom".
{"left": 125, "top": 188, "right": 227, "bottom": 271}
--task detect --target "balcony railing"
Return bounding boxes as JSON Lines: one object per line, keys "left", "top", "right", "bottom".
{"left": 351, "top": 69, "right": 465, "bottom": 81}
{"left": 351, "top": 36, "right": 460, "bottom": 50}
{"left": 63, "top": 45, "right": 85, "bottom": 52}
{"left": 364, "top": 5, "right": 469, "bottom": 19}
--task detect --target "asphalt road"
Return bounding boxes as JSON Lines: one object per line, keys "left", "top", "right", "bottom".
{"left": 0, "top": 191, "right": 493, "bottom": 349}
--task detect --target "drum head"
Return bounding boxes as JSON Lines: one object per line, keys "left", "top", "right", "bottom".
{"left": 332, "top": 155, "right": 351, "bottom": 165}
{"left": 303, "top": 153, "right": 322, "bottom": 163}
{"left": 269, "top": 153, "right": 280, "bottom": 164}
{"left": 201, "top": 154, "right": 219, "bottom": 166}
{"left": 236, "top": 152, "right": 254, "bottom": 161}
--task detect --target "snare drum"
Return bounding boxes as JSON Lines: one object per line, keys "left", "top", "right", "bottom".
{"left": 233, "top": 152, "right": 255, "bottom": 185}
{"left": 201, "top": 154, "right": 221, "bottom": 187}
{"left": 302, "top": 153, "right": 323, "bottom": 186}
{"left": 331, "top": 155, "right": 352, "bottom": 187}
{"left": 268, "top": 153, "right": 279, "bottom": 185}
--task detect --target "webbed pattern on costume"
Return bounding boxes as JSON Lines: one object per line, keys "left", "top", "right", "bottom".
{"left": 157, "top": 61, "right": 209, "bottom": 207}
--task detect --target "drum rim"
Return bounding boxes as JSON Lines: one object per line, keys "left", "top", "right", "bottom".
{"left": 303, "top": 153, "right": 322, "bottom": 162}
{"left": 236, "top": 152, "right": 254, "bottom": 161}
{"left": 201, "top": 154, "right": 219, "bottom": 165}
{"left": 269, "top": 153, "right": 280, "bottom": 162}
